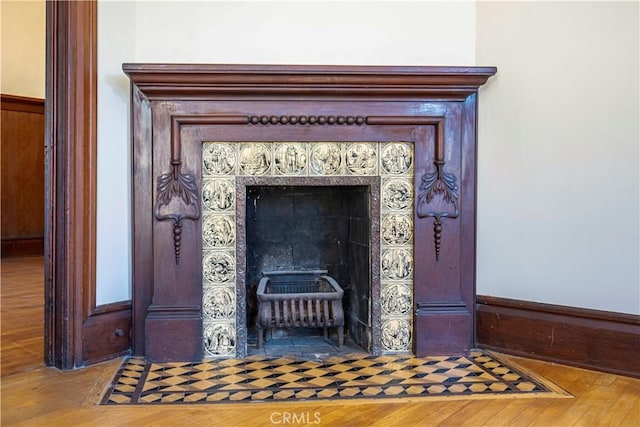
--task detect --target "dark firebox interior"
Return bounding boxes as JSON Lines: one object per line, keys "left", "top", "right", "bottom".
{"left": 246, "top": 185, "right": 371, "bottom": 351}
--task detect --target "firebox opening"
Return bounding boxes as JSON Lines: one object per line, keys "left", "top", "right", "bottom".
{"left": 245, "top": 185, "right": 371, "bottom": 353}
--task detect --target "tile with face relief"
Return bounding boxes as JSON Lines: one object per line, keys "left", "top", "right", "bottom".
{"left": 202, "top": 250, "right": 236, "bottom": 285}
{"left": 381, "top": 213, "right": 413, "bottom": 246}
{"left": 203, "top": 286, "right": 236, "bottom": 320}
{"left": 381, "top": 177, "right": 413, "bottom": 211}
{"left": 203, "top": 321, "right": 237, "bottom": 357}
{"left": 345, "top": 142, "right": 378, "bottom": 176}
{"left": 238, "top": 143, "right": 272, "bottom": 176}
{"left": 203, "top": 142, "right": 237, "bottom": 176}
{"left": 380, "top": 142, "right": 413, "bottom": 176}
{"left": 381, "top": 283, "right": 412, "bottom": 316}
{"left": 309, "top": 142, "right": 344, "bottom": 176}
{"left": 273, "top": 142, "right": 308, "bottom": 175}
{"left": 381, "top": 248, "right": 413, "bottom": 281}
{"left": 202, "top": 214, "right": 236, "bottom": 249}
{"left": 202, "top": 178, "right": 236, "bottom": 212}
{"left": 381, "top": 318, "right": 412, "bottom": 352}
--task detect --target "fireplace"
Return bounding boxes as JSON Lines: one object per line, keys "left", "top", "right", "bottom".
{"left": 245, "top": 185, "right": 370, "bottom": 352}
{"left": 124, "top": 64, "right": 496, "bottom": 362}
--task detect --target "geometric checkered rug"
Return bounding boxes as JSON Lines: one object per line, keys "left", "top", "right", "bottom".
{"left": 100, "top": 350, "right": 570, "bottom": 405}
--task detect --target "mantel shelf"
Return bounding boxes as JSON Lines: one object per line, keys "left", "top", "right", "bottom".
{"left": 123, "top": 64, "right": 497, "bottom": 100}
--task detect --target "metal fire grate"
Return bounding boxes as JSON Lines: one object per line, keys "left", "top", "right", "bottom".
{"left": 256, "top": 269, "right": 345, "bottom": 349}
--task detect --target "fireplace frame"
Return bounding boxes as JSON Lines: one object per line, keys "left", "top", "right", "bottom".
{"left": 124, "top": 64, "right": 496, "bottom": 362}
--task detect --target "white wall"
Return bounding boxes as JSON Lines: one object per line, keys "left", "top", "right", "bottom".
{"left": 97, "top": 1, "right": 639, "bottom": 315}
{"left": 133, "top": 1, "right": 475, "bottom": 64}
{"left": 0, "top": 0, "right": 45, "bottom": 98}
{"left": 476, "top": 1, "right": 639, "bottom": 314}
{"left": 96, "top": 2, "right": 136, "bottom": 304}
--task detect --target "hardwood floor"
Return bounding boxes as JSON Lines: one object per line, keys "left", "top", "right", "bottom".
{"left": 1, "top": 257, "right": 639, "bottom": 426}
{"left": 1, "top": 256, "right": 44, "bottom": 376}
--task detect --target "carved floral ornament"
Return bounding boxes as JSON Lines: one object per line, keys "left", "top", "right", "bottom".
{"left": 154, "top": 164, "right": 200, "bottom": 264}
{"left": 416, "top": 163, "right": 460, "bottom": 261}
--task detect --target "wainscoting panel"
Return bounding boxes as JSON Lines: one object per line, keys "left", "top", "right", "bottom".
{"left": 1, "top": 95, "right": 45, "bottom": 257}
{"left": 477, "top": 296, "right": 640, "bottom": 378}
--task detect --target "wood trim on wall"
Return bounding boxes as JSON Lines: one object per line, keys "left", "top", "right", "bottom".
{"left": 476, "top": 295, "right": 640, "bottom": 378}
{"left": 46, "top": 0, "right": 132, "bottom": 369}
{"left": 46, "top": 1, "right": 131, "bottom": 369}
{"left": 82, "top": 301, "right": 132, "bottom": 364}
{"left": 1, "top": 239, "right": 44, "bottom": 258}
{"left": 1, "top": 94, "right": 45, "bottom": 114}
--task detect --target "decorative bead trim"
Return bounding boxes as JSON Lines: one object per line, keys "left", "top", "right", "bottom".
{"left": 248, "top": 115, "right": 366, "bottom": 125}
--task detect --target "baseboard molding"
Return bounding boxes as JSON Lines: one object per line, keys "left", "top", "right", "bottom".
{"left": 1, "top": 238, "right": 44, "bottom": 257}
{"left": 476, "top": 296, "right": 640, "bottom": 378}
{"left": 82, "top": 301, "right": 132, "bottom": 365}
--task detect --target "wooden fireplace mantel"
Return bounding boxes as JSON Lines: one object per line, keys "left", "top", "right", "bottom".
{"left": 124, "top": 64, "right": 496, "bottom": 361}
{"left": 124, "top": 64, "right": 496, "bottom": 99}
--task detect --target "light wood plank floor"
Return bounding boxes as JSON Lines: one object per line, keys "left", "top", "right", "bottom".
{"left": 1, "top": 256, "right": 638, "bottom": 426}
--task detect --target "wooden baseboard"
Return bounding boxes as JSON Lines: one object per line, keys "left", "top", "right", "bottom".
{"left": 82, "top": 301, "right": 131, "bottom": 365}
{"left": 476, "top": 296, "right": 640, "bottom": 378}
{"left": 1, "top": 238, "right": 44, "bottom": 257}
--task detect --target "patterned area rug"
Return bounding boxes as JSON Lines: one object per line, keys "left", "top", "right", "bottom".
{"left": 100, "top": 351, "right": 570, "bottom": 405}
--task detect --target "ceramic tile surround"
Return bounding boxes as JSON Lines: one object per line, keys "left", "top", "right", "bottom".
{"left": 202, "top": 142, "right": 414, "bottom": 358}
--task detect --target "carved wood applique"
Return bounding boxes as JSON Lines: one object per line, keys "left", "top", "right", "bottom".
{"left": 248, "top": 115, "right": 366, "bottom": 125}
{"left": 155, "top": 119, "right": 203, "bottom": 265}
{"left": 155, "top": 163, "right": 200, "bottom": 265}
{"left": 416, "top": 121, "right": 459, "bottom": 261}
